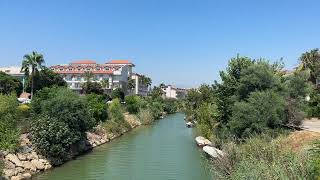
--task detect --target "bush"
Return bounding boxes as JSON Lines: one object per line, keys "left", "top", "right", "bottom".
{"left": 111, "top": 88, "right": 125, "bottom": 101}
{"left": 31, "top": 87, "right": 96, "bottom": 164}
{"left": 108, "top": 99, "right": 124, "bottom": 121}
{"left": 0, "top": 94, "right": 20, "bottom": 151}
{"left": 0, "top": 71, "right": 23, "bottom": 95}
{"left": 148, "top": 101, "right": 163, "bottom": 119}
{"left": 103, "top": 120, "right": 130, "bottom": 136}
{"left": 195, "top": 103, "right": 218, "bottom": 140}
{"left": 138, "top": 108, "right": 154, "bottom": 125}
{"left": 125, "top": 95, "right": 141, "bottom": 114}
{"left": 163, "top": 99, "right": 178, "bottom": 114}
{"left": 229, "top": 90, "right": 286, "bottom": 138}
{"left": 82, "top": 82, "right": 104, "bottom": 95}
{"left": 85, "top": 94, "right": 108, "bottom": 122}
{"left": 212, "top": 135, "right": 312, "bottom": 179}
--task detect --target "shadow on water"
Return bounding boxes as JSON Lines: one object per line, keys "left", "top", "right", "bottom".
{"left": 35, "top": 113, "right": 212, "bottom": 180}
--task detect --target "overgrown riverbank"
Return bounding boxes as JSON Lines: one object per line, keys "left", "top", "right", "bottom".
{"left": 0, "top": 84, "right": 179, "bottom": 180}
{"left": 182, "top": 51, "right": 320, "bottom": 179}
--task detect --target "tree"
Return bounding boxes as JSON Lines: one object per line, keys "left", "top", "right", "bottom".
{"left": 128, "top": 78, "right": 135, "bottom": 94}
{"left": 125, "top": 95, "right": 141, "bottom": 114}
{"left": 84, "top": 71, "right": 93, "bottom": 82}
{"left": 108, "top": 98, "right": 124, "bottom": 121}
{"left": 21, "top": 51, "right": 45, "bottom": 99}
{"left": 31, "top": 87, "right": 96, "bottom": 164}
{"left": 27, "top": 67, "right": 66, "bottom": 93}
{"left": 141, "top": 75, "right": 152, "bottom": 87}
{"left": 111, "top": 88, "right": 125, "bottom": 101}
{"left": 0, "top": 72, "right": 22, "bottom": 95}
{"left": 150, "top": 86, "right": 164, "bottom": 100}
{"left": 229, "top": 90, "right": 286, "bottom": 139}
{"left": 85, "top": 94, "right": 108, "bottom": 122}
{"left": 100, "top": 78, "right": 109, "bottom": 89}
{"left": 82, "top": 82, "right": 104, "bottom": 95}
{"left": 299, "top": 48, "right": 320, "bottom": 84}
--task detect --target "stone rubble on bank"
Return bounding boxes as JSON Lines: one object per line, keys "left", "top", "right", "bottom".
{"left": 1, "top": 114, "right": 142, "bottom": 180}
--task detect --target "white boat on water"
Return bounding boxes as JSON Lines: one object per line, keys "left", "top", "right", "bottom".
{"left": 195, "top": 136, "right": 212, "bottom": 147}
{"left": 186, "top": 121, "right": 194, "bottom": 128}
{"left": 202, "top": 146, "right": 224, "bottom": 158}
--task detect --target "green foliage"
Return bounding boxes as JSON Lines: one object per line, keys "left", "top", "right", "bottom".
{"left": 150, "top": 86, "right": 164, "bottom": 100}
{"left": 125, "top": 95, "right": 141, "bottom": 114}
{"left": 299, "top": 48, "right": 320, "bottom": 84}
{"left": 0, "top": 94, "right": 20, "bottom": 151}
{"left": 212, "top": 135, "right": 312, "bottom": 179}
{"left": 108, "top": 99, "right": 124, "bottom": 121}
{"left": 229, "top": 90, "right": 286, "bottom": 138}
{"left": 195, "top": 103, "right": 218, "bottom": 139}
{"left": 31, "top": 87, "right": 96, "bottom": 164}
{"left": 0, "top": 71, "right": 23, "bottom": 95}
{"left": 82, "top": 82, "right": 104, "bottom": 95}
{"left": 307, "top": 88, "right": 320, "bottom": 117}
{"left": 85, "top": 94, "right": 108, "bottom": 122}
{"left": 138, "top": 108, "right": 154, "bottom": 125}
{"left": 163, "top": 99, "right": 178, "bottom": 114}
{"left": 111, "top": 88, "right": 125, "bottom": 101}
{"left": 148, "top": 101, "right": 163, "bottom": 119}
{"left": 103, "top": 119, "right": 131, "bottom": 136}
{"left": 27, "top": 67, "right": 66, "bottom": 93}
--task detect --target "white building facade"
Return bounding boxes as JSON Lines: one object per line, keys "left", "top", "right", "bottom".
{"left": 130, "top": 73, "right": 149, "bottom": 96}
{"left": 50, "top": 60, "right": 134, "bottom": 93}
{"left": 162, "top": 85, "right": 187, "bottom": 99}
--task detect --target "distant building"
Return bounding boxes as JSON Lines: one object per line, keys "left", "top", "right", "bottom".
{"left": 50, "top": 60, "right": 135, "bottom": 93}
{"left": 161, "top": 85, "right": 187, "bottom": 99}
{"left": 130, "top": 73, "right": 149, "bottom": 96}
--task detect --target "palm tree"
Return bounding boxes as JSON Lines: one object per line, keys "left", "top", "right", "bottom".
{"left": 84, "top": 71, "right": 93, "bottom": 82}
{"left": 100, "top": 78, "right": 109, "bottom": 89}
{"left": 21, "top": 51, "right": 44, "bottom": 99}
{"left": 141, "top": 75, "right": 152, "bottom": 87}
{"left": 300, "top": 49, "right": 320, "bottom": 84}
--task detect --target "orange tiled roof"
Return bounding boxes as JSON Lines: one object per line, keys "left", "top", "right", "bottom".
{"left": 107, "top": 60, "right": 131, "bottom": 64}
{"left": 71, "top": 60, "right": 96, "bottom": 64}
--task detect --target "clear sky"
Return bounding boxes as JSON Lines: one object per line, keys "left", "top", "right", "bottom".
{"left": 0, "top": 0, "right": 319, "bottom": 87}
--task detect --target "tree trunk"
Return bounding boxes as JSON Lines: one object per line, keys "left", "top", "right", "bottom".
{"left": 31, "top": 68, "right": 34, "bottom": 99}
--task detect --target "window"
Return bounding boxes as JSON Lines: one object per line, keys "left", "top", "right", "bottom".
{"left": 5, "top": 70, "right": 10, "bottom": 73}
{"left": 68, "top": 68, "right": 73, "bottom": 71}
{"left": 86, "top": 68, "right": 91, "bottom": 71}
{"left": 105, "top": 67, "right": 110, "bottom": 71}
{"left": 78, "top": 68, "right": 81, "bottom": 71}
{"left": 96, "top": 67, "right": 101, "bottom": 71}
{"left": 59, "top": 68, "right": 64, "bottom": 71}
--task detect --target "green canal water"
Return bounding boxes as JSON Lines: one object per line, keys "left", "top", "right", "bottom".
{"left": 35, "top": 113, "right": 212, "bottom": 180}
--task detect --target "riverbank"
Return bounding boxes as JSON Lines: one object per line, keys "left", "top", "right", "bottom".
{"left": 34, "top": 113, "right": 211, "bottom": 180}
{"left": 0, "top": 113, "right": 141, "bottom": 180}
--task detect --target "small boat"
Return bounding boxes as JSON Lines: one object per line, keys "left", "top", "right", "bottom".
{"left": 195, "top": 136, "right": 212, "bottom": 147}
{"left": 202, "top": 146, "right": 224, "bottom": 158}
{"left": 186, "top": 121, "right": 194, "bottom": 128}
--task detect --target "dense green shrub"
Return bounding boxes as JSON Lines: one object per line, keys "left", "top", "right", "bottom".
{"left": 148, "top": 101, "right": 163, "bottom": 119}
{"left": 138, "top": 108, "right": 154, "bottom": 125}
{"left": 196, "top": 103, "right": 218, "bottom": 140}
{"left": 82, "top": 82, "right": 104, "bottom": 95}
{"left": 31, "top": 87, "right": 96, "bottom": 165}
{"left": 108, "top": 99, "right": 124, "bottom": 121}
{"left": 111, "top": 88, "right": 125, "bottom": 101}
{"left": 125, "top": 95, "right": 141, "bottom": 114}
{"left": 85, "top": 94, "right": 108, "bottom": 122}
{"left": 229, "top": 90, "right": 285, "bottom": 138}
{"left": 0, "top": 94, "right": 20, "bottom": 151}
{"left": 163, "top": 99, "right": 178, "bottom": 114}
{"left": 212, "top": 135, "right": 312, "bottom": 179}
{"left": 0, "top": 72, "right": 23, "bottom": 95}
{"left": 103, "top": 120, "right": 130, "bottom": 136}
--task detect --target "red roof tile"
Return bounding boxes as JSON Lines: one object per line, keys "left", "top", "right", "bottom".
{"left": 107, "top": 60, "right": 131, "bottom": 64}
{"left": 71, "top": 60, "right": 96, "bottom": 64}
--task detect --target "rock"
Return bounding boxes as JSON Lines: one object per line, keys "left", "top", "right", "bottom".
{"left": 5, "top": 154, "right": 23, "bottom": 167}
{"left": 4, "top": 160, "right": 16, "bottom": 169}
{"left": 3, "top": 169, "right": 15, "bottom": 177}
{"left": 17, "top": 154, "right": 27, "bottom": 161}
{"left": 15, "top": 167, "right": 24, "bottom": 175}
{"left": 22, "top": 173, "right": 31, "bottom": 179}
{"left": 22, "top": 161, "right": 36, "bottom": 172}
{"left": 26, "top": 152, "right": 38, "bottom": 160}
{"left": 44, "top": 164, "right": 52, "bottom": 170}
{"left": 31, "top": 159, "right": 44, "bottom": 170}
{"left": 11, "top": 174, "right": 23, "bottom": 180}
{"left": 18, "top": 146, "right": 33, "bottom": 154}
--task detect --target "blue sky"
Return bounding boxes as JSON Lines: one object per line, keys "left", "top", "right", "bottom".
{"left": 0, "top": 0, "right": 319, "bottom": 87}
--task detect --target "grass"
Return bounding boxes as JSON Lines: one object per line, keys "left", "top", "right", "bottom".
{"left": 211, "top": 134, "right": 313, "bottom": 180}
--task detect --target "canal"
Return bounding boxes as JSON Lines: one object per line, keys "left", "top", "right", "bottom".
{"left": 35, "top": 113, "right": 212, "bottom": 180}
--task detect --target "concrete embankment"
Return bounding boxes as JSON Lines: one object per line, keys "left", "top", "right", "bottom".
{"left": 0, "top": 114, "right": 141, "bottom": 180}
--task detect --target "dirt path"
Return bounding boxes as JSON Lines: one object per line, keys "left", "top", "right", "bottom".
{"left": 303, "top": 118, "right": 320, "bottom": 133}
